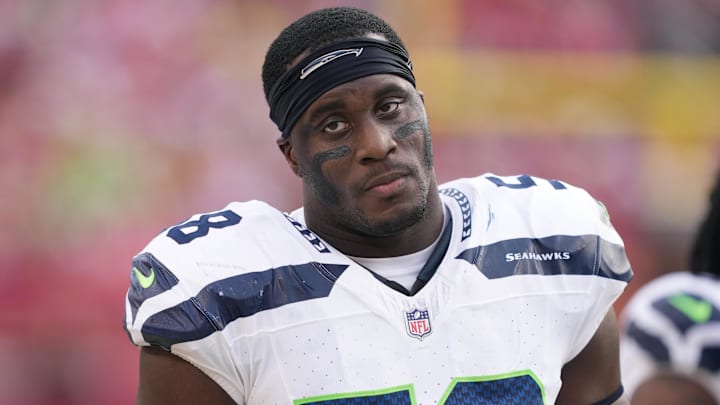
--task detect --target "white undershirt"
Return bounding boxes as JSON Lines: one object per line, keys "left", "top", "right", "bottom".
{"left": 348, "top": 212, "right": 447, "bottom": 290}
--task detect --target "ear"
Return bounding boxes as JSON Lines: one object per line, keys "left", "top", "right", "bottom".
{"left": 277, "top": 137, "right": 302, "bottom": 177}
{"left": 417, "top": 89, "right": 425, "bottom": 104}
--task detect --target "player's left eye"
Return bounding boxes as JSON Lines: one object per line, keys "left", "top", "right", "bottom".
{"left": 378, "top": 101, "right": 400, "bottom": 115}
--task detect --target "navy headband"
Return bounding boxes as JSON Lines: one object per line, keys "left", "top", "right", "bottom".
{"left": 268, "top": 38, "right": 416, "bottom": 138}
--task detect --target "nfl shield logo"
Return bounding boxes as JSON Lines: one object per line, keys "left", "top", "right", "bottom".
{"left": 405, "top": 309, "right": 432, "bottom": 340}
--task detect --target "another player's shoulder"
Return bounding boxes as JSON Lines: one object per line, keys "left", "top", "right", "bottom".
{"left": 624, "top": 271, "right": 720, "bottom": 314}
{"left": 621, "top": 271, "right": 720, "bottom": 400}
{"left": 621, "top": 271, "right": 720, "bottom": 346}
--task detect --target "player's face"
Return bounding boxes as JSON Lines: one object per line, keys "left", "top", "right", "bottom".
{"left": 281, "top": 74, "right": 437, "bottom": 239}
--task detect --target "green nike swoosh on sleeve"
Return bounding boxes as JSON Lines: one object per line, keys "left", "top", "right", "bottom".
{"left": 132, "top": 266, "right": 156, "bottom": 289}
{"left": 667, "top": 294, "right": 712, "bottom": 324}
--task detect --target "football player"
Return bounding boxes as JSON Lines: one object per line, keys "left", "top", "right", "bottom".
{"left": 124, "top": 6, "right": 634, "bottom": 404}
{"left": 620, "top": 172, "right": 720, "bottom": 405}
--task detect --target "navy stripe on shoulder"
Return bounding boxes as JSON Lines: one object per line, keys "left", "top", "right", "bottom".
{"left": 625, "top": 320, "right": 670, "bottom": 363}
{"left": 700, "top": 346, "right": 720, "bottom": 373}
{"left": 127, "top": 253, "right": 180, "bottom": 324}
{"left": 141, "top": 262, "right": 348, "bottom": 349}
{"left": 456, "top": 235, "right": 632, "bottom": 282}
{"left": 651, "top": 292, "right": 720, "bottom": 336}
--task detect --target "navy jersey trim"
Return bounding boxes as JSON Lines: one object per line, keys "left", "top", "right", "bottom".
{"left": 591, "top": 384, "right": 624, "bottom": 405}
{"left": 364, "top": 209, "right": 453, "bottom": 296}
{"left": 410, "top": 210, "right": 453, "bottom": 294}
{"left": 627, "top": 310, "right": 720, "bottom": 374}
{"left": 625, "top": 320, "right": 670, "bottom": 363}
{"left": 140, "top": 262, "right": 349, "bottom": 349}
{"left": 651, "top": 292, "right": 720, "bottom": 336}
{"left": 699, "top": 346, "right": 720, "bottom": 373}
{"left": 456, "top": 235, "right": 633, "bottom": 281}
{"left": 440, "top": 187, "right": 472, "bottom": 241}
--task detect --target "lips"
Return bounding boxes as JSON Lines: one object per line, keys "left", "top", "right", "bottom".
{"left": 364, "top": 171, "right": 408, "bottom": 191}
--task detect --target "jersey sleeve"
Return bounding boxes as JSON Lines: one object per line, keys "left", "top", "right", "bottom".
{"left": 124, "top": 203, "right": 270, "bottom": 349}
{"left": 124, "top": 246, "right": 247, "bottom": 400}
{"left": 122, "top": 201, "right": 340, "bottom": 403}
{"left": 551, "top": 180, "right": 634, "bottom": 361}
{"left": 122, "top": 203, "right": 281, "bottom": 402}
{"left": 478, "top": 174, "right": 633, "bottom": 360}
{"left": 447, "top": 174, "right": 634, "bottom": 363}
{"left": 124, "top": 251, "right": 204, "bottom": 349}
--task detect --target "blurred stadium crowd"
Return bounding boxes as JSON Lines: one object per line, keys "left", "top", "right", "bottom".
{"left": 1, "top": 0, "right": 719, "bottom": 403}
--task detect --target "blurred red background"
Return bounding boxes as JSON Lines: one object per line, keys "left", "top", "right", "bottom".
{"left": 1, "top": 0, "right": 719, "bottom": 403}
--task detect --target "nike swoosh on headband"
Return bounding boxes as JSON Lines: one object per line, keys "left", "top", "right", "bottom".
{"left": 300, "top": 48, "right": 364, "bottom": 79}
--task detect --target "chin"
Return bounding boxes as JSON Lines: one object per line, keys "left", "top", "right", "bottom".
{"left": 365, "top": 202, "right": 426, "bottom": 236}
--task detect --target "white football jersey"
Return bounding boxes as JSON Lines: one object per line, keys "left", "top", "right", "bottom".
{"left": 620, "top": 271, "right": 720, "bottom": 401}
{"left": 124, "top": 174, "right": 632, "bottom": 404}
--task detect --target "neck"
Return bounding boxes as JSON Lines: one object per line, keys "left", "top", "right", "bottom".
{"left": 306, "top": 192, "right": 445, "bottom": 258}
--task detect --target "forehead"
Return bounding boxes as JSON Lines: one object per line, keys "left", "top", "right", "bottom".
{"left": 310, "top": 74, "right": 414, "bottom": 108}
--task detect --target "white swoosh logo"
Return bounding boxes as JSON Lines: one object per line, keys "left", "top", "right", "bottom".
{"left": 300, "top": 48, "right": 364, "bottom": 79}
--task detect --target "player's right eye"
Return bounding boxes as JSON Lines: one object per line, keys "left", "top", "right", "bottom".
{"left": 322, "top": 119, "right": 351, "bottom": 135}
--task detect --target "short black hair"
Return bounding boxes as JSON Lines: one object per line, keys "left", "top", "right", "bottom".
{"left": 261, "top": 6, "right": 407, "bottom": 104}
{"left": 689, "top": 171, "right": 720, "bottom": 277}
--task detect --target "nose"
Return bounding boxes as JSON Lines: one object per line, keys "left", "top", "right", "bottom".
{"left": 354, "top": 118, "right": 397, "bottom": 163}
